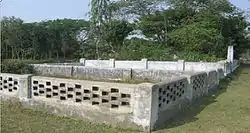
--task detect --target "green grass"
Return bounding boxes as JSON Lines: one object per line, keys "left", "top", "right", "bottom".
{"left": 1, "top": 64, "right": 250, "bottom": 133}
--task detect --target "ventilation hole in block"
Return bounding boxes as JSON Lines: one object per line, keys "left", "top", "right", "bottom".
{"left": 8, "top": 89, "right": 12, "bottom": 92}
{"left": 92, "top": 101, "right": 99, "bottom": 105}
{"left": 60, "top": 96, "right": 66, "bottom": 100}
{"left": 173, "top": 90, "right": 176, "bottom": 94}
{"left": 76, "top": 92, "right": 82, "bottom": 96}
{"left": 159, "top": 96, "right": 162, "bottom": 100}
{"left": 177, "top": 92, "right": 179, "bottom": 96}
{"left": 180, "top": 81, "right": 183, "bottom": 85}
{"left": 173, "top": 97, "right": 176, "bottom": 101}
{"left": 67, "top": 94, "right": 73, "bottom": 98}
{"left": 121, "top": 101, "right": 129, "bottom": 106}
{"left": 92, "top": 94, "right": 99, "bottom": 98}
{"left": 34, "top": 92, "right": 39, "bottom": 96}
{"left": 166, "top": 100, "right": 170, "bottom": 104}
{"left": 179, "top": 94, "right": 182, "bottom": 97}
{"left": 0, "top": 83, "right": 2, "bottom": 86}
{"left": 46, "top": 95, "right": 52, "bottom": 98}
{"left": 92, "top": 86, "right": 99, "bottom": 91}
{"left": 167, "top": 93, "right": 170, "bottom": 97}
{"left": 46, "top": 88, "right": 52, "bottom": 92}
{"left": 110, "top": 88, "right": 119, "bottom": 93}
{"left": 76, "top": 99, "right": 82, "bottom": 102}
{"left": 68, "top": 87, "right": 74, "bottom": 91}
{"left": 163, "top": 98, "right": 166, "bottom": 102}
{"left": 9, "top": 84, "right": 13, "bottom": 87}
{"left": 0, "top": 87, "right": 2, "bottom": 90}
{"left": 60, "top": 90, "right": 66, "bottom": 94}
{"left": 33, "top": 81, "right": 38, "bottom": 84}
{"left": 46, "top": 82, "right": 51, "bottom": 86}
{"left": 170, "top": 95, "right": 173, "bottom": 99}
{"left": 111, "top": 96, "right": 118, "bottom": 101}
{"left": 4, "top": 80, "right": 7, "bottom": 83}
{"left": 39, "top": 90, "right": 45, "bottom": 94}
{"left": 33, "top": 86, "right": 38, "bottom": 90}
{"left": 75, "top": 84, "right": 81, "bottom": 89}
{"left": 13, "top": 87, "right": 17, "bottom": 90}
{"left": 4, "top": 86, "right": 7, "bottom": 89}
{"left": 60, "top": 83, "right": 65, "bottom": 87}
{"left": 174, "top": 84, "right": 177, "bottom": 87}
{"left": 170, "top": 88, "right": 173, "bottom": 92}
{"left": 182, "top": 84, "right": 185, "bottom": 88}
{"left": 53, "top": 92, "right": 58, "bottom": 96}
{"left": 121, "top": 93, "right": 131, "bottom": 98}
{"left": 159, "top": 88, "right": 162, "bottom": 93}
{"left": 163, "top": 90, "right": 167, "bottom": 95}
{"left": 53, "top": 86, "right": 58, "bottom": 90}
{"left": 111, "top": 104, "right": 118, "bottom": 108}
{"left": 182, "top": 90, "right": 185, "bottom": 94}
{"left": 84, "top": 89, "right": 90, "bottom": 93}
{"left": 14, "top": 81, "right": 18, "bottom": 85}
{"left": 8, "top": 77, "right": 13, "bottom": 81}
{"left": 83, "top": 97, "right": 90, "bottom": 100}
{"left": 158, "top": 103, "right": 161, "bottom": 108}
{"left": 39, "top": 84, "right": 44, "bottom": 88}
{"left": 0, "top": 77, "right": 2, "bottom": 80}
{"left": 166, "top": 86, "right": 170, "bottom": 90}
{"left": 102, "top": 99, "right": 109, "bottom": 103}
{"left": 102, "top": 91, "right": 108, "bottom": 96}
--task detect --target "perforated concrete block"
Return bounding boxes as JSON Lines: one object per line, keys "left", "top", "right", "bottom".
{"left": 152, "top": 77, "right": 190, "bottom": 130}
{"left": 0, "top": 73, "right": 32, "bottom": 99}
{"left": 206, "top": 70, "right": 219, "bottom": 92}
{"left": 183, "top": 72, "right": 208, "bottom": 102}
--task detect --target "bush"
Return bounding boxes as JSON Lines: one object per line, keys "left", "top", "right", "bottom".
{"left": 1, "top": 60, "right": 35, "bottom": 74}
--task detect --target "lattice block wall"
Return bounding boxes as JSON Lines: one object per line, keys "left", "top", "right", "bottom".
{"left": 0, "top": 75, "right": 19, "bottom": 94}
{"left": 31, "top": 76, "right": 135, "bottom": 110}
{"left": 207, "top": 70, "right": 218, "bottom": 90}
{"left": 190, "top": 73, "right": 207, "bottom": 98}
{"left": 157, "top": 78, "right": 188, "bottom": 112}
{"left": 0, "top": 73, "right": 30, "bottom": 98}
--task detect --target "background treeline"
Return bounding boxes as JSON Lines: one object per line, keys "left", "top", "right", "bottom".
{"left": 1, "top": 0, "right": 250, "bottom": 62}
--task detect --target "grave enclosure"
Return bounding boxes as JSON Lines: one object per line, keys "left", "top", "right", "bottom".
{"left": 0, "top": 47, "right": 240, "bottom": 132}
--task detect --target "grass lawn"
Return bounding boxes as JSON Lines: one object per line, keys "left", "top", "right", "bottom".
{"left": 1, "top": 64, "right": 250, "bottom": 133}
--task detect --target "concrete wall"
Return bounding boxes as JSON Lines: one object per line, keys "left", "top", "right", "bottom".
{"left": 32, "top": 64, "right": 193, "bottom": 82}
{"left": 0, "top": 68, "right": 225, "bottom": 132}
{"left": 79, "top": 58, "right": 239, "bottom": 76}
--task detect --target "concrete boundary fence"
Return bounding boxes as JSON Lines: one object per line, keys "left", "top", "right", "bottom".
{"left": 79, "top": 58, "right": 240, "bottom": 75}
{"left": 0, "top": 65, "right": 238, "bottom": 132}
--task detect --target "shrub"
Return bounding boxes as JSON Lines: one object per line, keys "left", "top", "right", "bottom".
{"left": 1, "top": 60, "right": 35, "bottom": 74}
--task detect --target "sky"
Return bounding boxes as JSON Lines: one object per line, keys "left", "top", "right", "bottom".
{"left": 0, "top": 0, "right": 249, "bottom": 22}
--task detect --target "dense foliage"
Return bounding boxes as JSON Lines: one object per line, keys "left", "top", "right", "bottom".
{"left": 1, "top": 0, "right": 250, "bottom": 61}
{"left": 1, "top": 60, "right": 35, "bottom": 74}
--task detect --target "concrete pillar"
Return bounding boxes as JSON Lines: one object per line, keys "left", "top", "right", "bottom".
{"left": 177, "top": 60, "right": 185, "bottom": 71}
{"left": 132, "top": 83, "right": 159, "bottom": 132}
{"left": 141, "top": 58, "right": 148, "bottom": 69}
{"left": 109, "top": 58, "right": 115, "bottom": 68}
{"left": 80, "top": 58, "right": 86, "bottom": 66}
{"left": 227, "top": 46, "right": 234, "bottom": 63}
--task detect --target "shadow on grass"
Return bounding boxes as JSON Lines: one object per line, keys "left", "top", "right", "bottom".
{"left": 156, "top": 64, "right": 249, "bottom": 131}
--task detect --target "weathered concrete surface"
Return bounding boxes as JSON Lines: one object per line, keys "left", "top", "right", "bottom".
{"left": 0, "top": 66, "right": 237, "bottom": 132}
{"left": 0, "top": 94, "right": 143, "bottom": 131}
{"left": 131, "top": 69, "right": 185, "bottom": 82}
{"left": 33, "top": 64, "right": 73, "bottom": 77}
{"left": 0, "top": 73, "right": 32, "bottom": 98}
{"left": 72, "top": 66, "right": 132, "bottom": 81}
